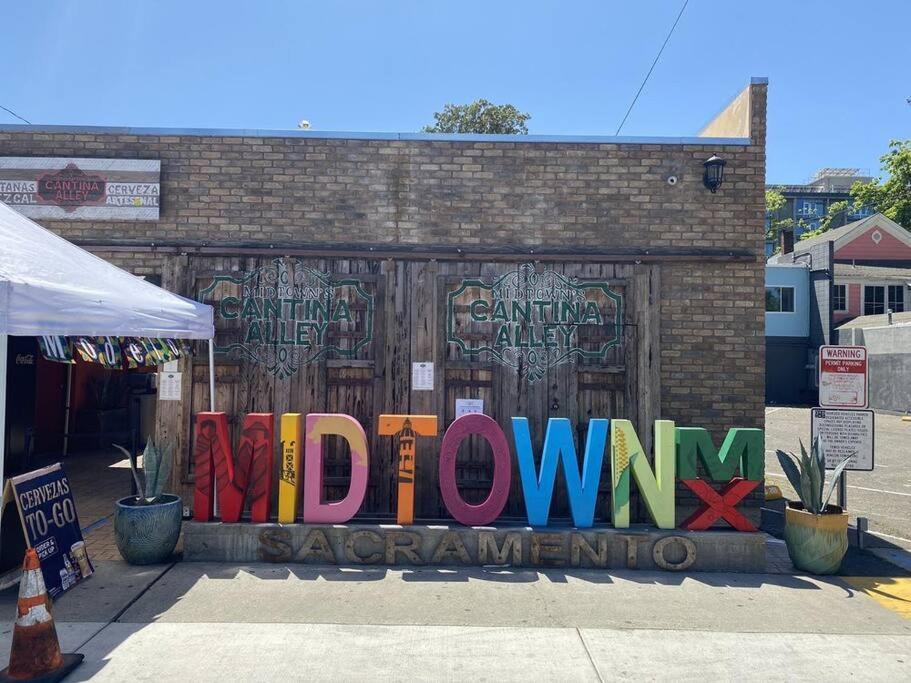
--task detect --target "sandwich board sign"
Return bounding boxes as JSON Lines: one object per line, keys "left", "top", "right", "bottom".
{"left": 1, "top": 463, "right": 93, "bottom": 597}
{"left": 818, "top": 346, "right": 867, "bottom": 409}
{"left": 811, "top": 408, "right": 874, "bottom": 472}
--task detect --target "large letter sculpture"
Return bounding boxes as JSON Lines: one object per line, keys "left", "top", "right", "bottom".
{"left": 513, "top": 417, "right": 608, "bottom": 528}
{"left": 277, "top": 413, "right": 303, "bottom": 524}
{"left": 303, "top": 413, "right": 369, "bottom": 524}
{"left": 193, "top": 412, "right": 274, "bottom": 523}
{"left": 439, "top": 414, "right": 512, "bottom": 526}
{"left": 679, "top": 478, "right": 759, "bottom": 531}
{"left": 611, "top": 419, "right": 675, "bottom": 529}
{"left": 675, "top": 428, "right": 764, "bottom": 481}
{"left": 676, "top": 427, "right": 764, "bottom": 532}
{"left": 377, "top": 415, "right": 439, "bottom": 525}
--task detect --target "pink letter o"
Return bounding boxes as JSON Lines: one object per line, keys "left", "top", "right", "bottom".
{"left": 439, "top": 414, "right": 511, "bottom": 526}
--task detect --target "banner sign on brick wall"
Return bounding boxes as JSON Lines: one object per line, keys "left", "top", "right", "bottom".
{"left": 446, "top": 263, "right": 623, "bottom": 382}
{"left": 0, "top": 157, "right": 160, "bottom": 220}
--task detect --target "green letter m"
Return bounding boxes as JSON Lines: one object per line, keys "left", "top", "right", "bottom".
{"left": 675, "top": 428, "right": 764, "bottom": 482}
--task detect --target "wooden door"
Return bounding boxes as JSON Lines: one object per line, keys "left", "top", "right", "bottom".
{"left": 165, "top": 256, "right": 659, "bottom": 524}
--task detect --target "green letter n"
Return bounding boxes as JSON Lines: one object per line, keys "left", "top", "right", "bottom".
{"left": 675, "top": 428, "right": 764, "bottom": 482}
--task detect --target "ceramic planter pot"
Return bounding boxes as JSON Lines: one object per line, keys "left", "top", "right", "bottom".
{"left": 783, "top": 502, "right": 848, "bottom": 575}
{"left": 114, "top": 494, "right": 182, "bottom": 565}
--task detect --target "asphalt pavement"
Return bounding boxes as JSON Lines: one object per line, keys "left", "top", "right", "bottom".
{"left": 764, "top": 407, "right": 911, "bottom": 548}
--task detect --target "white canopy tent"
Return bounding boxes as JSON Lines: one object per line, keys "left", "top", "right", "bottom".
{"left": 0, "top": 200, "right": 216, "bottom": 482}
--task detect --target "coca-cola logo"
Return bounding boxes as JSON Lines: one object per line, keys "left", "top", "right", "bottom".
{"left": 36, "top": 163, "right": 106, "bottom": 212}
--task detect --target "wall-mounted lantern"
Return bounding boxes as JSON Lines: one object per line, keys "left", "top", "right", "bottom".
{"left": 703, "top": 155, "right": 726, "bottom": 193}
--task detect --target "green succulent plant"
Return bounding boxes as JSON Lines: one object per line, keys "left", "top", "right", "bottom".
{"left": 113, "top": 437, "right": 173, "bottom": 505}
{"left": 775, "top": 437, "right": 852, "bottom": 515}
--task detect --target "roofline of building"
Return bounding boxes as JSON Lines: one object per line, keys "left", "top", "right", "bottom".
{"left": 765, "top": 186, "right": 855, "bottom": 196}
{"left": 0, "top": 123, "right": 752, "bottom": 146}
{"left": 837, "top": 320, "right": 911, "bottom": 331}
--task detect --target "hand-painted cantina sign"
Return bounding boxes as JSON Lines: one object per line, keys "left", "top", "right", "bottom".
{"left": 0, "top": 157, "right": 160, "bottom": 220}
{"left": 201, "top": 260, "right": 374, "bottom": 379}
{"left": 447, "top": 264, "right": 623, "bottom": 381}
{"left": 194, "top": 412, "right": 764, "bottom": 534}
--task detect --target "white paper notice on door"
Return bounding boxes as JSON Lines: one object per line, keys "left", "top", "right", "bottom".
{"left": 412, "top": 362, "right": 434, "bottom": 391}
{"left": 455, "top": 398, "right": 484, "bottom": 419}
{"left": 158, "top": 372, "right": 182, "bottom": 401}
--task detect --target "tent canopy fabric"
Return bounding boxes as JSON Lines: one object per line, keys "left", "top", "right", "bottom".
{"left": 0, "top": 201, "right": 213, "bottom": 339}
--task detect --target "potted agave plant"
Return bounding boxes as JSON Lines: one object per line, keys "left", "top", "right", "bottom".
{"left": 776, "top": 438, "right": 853, "bottom": 575}
{"left": 112, "top": 438, "right": 182, "bottom": 565}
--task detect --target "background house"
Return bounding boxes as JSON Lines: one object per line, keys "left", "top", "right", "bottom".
{"left": 793, "top": 214, "right": 911, "bottom": 326}
{"left": 765, "top": 263, "right": 811, "bottom": 404}
{"left": 767, "top": 213, "right": 911, "bottom": 405}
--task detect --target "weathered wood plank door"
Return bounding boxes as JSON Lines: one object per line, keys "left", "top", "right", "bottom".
{"left": 166, "top": 256, "right": 658, "bottom": 524}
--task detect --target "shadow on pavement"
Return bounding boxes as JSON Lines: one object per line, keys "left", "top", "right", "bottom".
{"left": 165, "top": 560, "right": 826, "bottom": 590}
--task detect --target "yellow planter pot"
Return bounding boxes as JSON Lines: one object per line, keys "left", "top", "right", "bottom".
{"left": 783, "top": 503, "right": 848, "bottom": 575}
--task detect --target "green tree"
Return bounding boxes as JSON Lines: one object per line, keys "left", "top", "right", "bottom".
{"left": 422, "top": 99, "right": 531, "bottom": 135}
{"left": 798, "top": 200, "right": 849, "bottom": 241}
{"left": 765, "top": 189, "right": 803, "bottom": 251}
{"left": 850, "top": 139, "right": 911, "bottom": 229}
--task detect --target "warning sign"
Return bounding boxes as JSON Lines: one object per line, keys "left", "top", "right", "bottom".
{"left": 819, "top": 345, "right": 867, "bottom": 409}
{"left": 810, "top": 408, "right": 874, "bottom": 471}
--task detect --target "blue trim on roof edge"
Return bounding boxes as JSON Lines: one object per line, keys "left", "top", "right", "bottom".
{"left": 0, "top": 123, "right": 752, "bottom": 146}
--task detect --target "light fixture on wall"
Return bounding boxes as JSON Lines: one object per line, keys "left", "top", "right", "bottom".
{"left": 703, "top": 155, "right": 726, "bottom": 193}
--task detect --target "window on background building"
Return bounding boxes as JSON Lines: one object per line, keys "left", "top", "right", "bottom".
{"left": 795, "top": 198, "right": 825, "bottom": 232}
{"left": 888, "top": 285, "right": 905, "bottom": 313}
{"left": 849, "top": 205, "right": 874, "bottom": 220}
{"left": 864, "top": 286, "right": 885, "bottom": 315}
{"left": 765, "top": 286, "right": 795, "bottom": 313}
{"left": 796, "top": 199, "right": 825, "bottom": 217}
{"left": 833, "top": 284, "right": 847, "bottom": 312}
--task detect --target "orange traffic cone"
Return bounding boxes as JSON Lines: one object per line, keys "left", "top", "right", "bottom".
{"left": 0, "top": 549, "right": 83, "bottom": 682}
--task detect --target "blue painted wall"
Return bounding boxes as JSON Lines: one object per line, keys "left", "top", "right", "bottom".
{"left": 765, "top": 265, "right": 809, "bottom": 337}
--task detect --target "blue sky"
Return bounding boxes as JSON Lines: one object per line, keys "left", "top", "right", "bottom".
{"left": 1, "top": 1, "right": 908, "bottom": 183}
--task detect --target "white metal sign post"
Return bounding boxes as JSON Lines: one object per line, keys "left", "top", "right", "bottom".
{"left": 815, "top": 346, "right": 871, "bottom": 511}
{"left": 818, "top": 345, "right": 868, "bottom": 409}
{"left": 811, "top": 408, "right": 875, "bottom": 472}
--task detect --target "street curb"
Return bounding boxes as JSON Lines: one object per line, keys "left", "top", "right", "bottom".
{"left": 869, "top": 548, "right": 911, "bottom": 573}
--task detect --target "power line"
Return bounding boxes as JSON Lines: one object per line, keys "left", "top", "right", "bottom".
{"left": 615, "top": 0, "right": 689, "bottom": 136}
{"left": 0, "top": 104, "right": 31, "bottom": 125}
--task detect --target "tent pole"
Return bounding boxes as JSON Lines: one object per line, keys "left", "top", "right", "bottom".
{"left": 0, "top": 334, "right": 7, "bottom": 525}
{"left": 62, "top": 362, "right": 73, "bottom": 456}
{"left": 208, "top": 339, "right": 216, "bottom": 412}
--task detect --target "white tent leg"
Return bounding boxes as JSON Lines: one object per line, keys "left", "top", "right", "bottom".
{"left": 0, "top": 334, "right": 7, "bottom": 532}
{"left": 208, "top": 339, "right": 216, "bottom": 412}
{"left": 62, "top": 362, "right": 73, "bottom": 456}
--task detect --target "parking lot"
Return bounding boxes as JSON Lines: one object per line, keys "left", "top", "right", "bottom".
{"left": 765, "top": 407, "right": 911, "bottom": 548}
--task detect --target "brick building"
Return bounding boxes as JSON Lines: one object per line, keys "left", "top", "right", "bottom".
{"left": 0, "top": 78, "right": 768, "bottom": 524}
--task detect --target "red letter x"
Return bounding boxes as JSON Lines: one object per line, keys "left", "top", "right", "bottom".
{"left": 680, "top": 478, "right": 759, "bottom": 532}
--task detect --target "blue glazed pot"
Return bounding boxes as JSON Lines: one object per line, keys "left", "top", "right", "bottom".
{"left": 114, "top": 494, "right": 182, "bottom": 565}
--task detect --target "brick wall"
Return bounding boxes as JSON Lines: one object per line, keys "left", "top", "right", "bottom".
{"left": 0, "top": 82, "right": 768, "bottom": 440}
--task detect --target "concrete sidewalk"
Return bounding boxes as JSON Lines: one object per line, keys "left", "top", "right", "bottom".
{"left": 1, "top": 561, "right": 909, "bottom": 681}
{"left": 61, "top": 622, "right": 911, "bottom": 681}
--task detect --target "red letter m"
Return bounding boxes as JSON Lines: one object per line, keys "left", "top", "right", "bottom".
{"left": 193, "top": 412, "right": 274, "bottom": 523}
